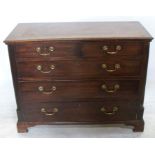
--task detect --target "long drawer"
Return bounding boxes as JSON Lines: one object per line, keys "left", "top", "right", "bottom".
{"left": 17, "top": 59, "right": 142, "bottom": 80}
{"left": 15, "top": 41, "right": 143, "bottom": 59}
{"left": 19, "top": 102, "right": 139, "bottom": 122}
{"left": 18, "top": 80, "right": 140, "bottom": 102}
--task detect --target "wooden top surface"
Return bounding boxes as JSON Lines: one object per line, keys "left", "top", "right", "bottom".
{"left": 4, "top": 22, "right": 153, "bottom": 44}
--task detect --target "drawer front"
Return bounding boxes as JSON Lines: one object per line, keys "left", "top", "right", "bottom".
{"left": 19, "top": 80, "right": 140, "bottom": 103}
{"left": 82, "top": 41, "right": 143, "bottom": 57}
{"left": 15, "top": 42, "right": 79, "bottom": 59}
{"left": 15, "top": 41, "right": 143, "bottom": 59}
{"left": 17, "top": 60, "right": 141, "bottom": 80}
{"left": 20, "top": 102, "right": 138, "bottom": 122}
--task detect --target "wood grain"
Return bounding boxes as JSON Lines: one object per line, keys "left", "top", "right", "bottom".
{"left": 18, "top": 80, "right": 140, "bottom": 102}
{"left": 4, "top": 22, "right": 153, "bottom": 132}
{"left": 4, "top": 22, "right": 153, "bottom": 44}
{"left": 14, "top": 40, "right": 144, "bottom": 59}
{"left": 20, "top": 102, "right": 139, "bottom": 122}
{"left": 16, "top": 59, "right": 142, "bottom": 80}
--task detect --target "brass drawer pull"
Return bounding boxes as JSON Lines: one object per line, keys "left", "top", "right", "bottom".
{"left": 102, "top": 45, "right": 122, "bottom": 55}
{"left": 36, "top": 46, "right": 54, "bottom": 56}
{"left": 101, "top": 84, "right": 120, "bottom": 93}
{"left": 41, "top": 108, "right": 58, "bottom": 116}
{"left": 36, "top": 64, "right": 55, "bottom": 73}
{"left": 100, "top": 106, "right": 118, "bottom": 115}
{"left": 102, "top": 64, "right": 120, "bottom": 72}
{"left": 38, "top": 86, "right": 56, "bottom": 95}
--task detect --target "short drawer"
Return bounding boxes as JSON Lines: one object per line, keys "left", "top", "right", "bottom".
{"left": 19, "top": 80, "right": 140, "bottom": 103}
{"left": 15, "top": 41, "right": 143, "bottom": 59}
{"left": 20, "top": 102, "right": 139, "bottom": 122}
{"left": 15, "top": 41, "right": 79, "bottom": 59}
{"left": 82, "top": 41, "right": 143, "bottom": 57}
{"left": 17, "top": 59, "right": 142, "bottom": 80}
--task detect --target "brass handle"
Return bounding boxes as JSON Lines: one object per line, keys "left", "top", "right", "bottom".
{"left": 100, "top": 106, "right": 118, "bottom": 115}
{"left": 41, "top": 108, "right": 58, "bottom": 116}
{"left": 101, "top": 84, "right": 120, "bottom": 93}
{"left": 102, "top": 64, "right": 120, "bottom": 72}
{"left": 38, "top": 86, "right": 56, "bottom": 95}
{"left": 36, "top": 64, "right": 55, "bottom": 73}
{"left": 36, "top": 46, "right": 54, "bottom": 56}
{"left": 102, "top": 45, "right": 122, "bottom": 55}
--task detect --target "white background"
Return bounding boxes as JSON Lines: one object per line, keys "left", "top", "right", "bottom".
{"left": 0, "top": 0, "right": 155, "bottom": 153}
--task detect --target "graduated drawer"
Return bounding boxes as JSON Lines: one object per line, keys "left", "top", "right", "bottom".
{"left": 19, "top": 102, "right": 139, "bottom": 122}
{"left": 19, "top": 80, "right": 140, "bottom": 103}
{"left": 15, "top": 41, "right": 143, "bottom": 59}
{"left": 17, "top": 59, "right": 141, "bottom": 80}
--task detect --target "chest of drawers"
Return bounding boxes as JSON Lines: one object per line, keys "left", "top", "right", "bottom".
{"left": 4, "top": 22, "right": 153, "bottom": 133}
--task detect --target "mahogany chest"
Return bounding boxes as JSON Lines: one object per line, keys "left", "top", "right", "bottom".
{"left": 4, "top": 22, "right": 153, "bottom": 132}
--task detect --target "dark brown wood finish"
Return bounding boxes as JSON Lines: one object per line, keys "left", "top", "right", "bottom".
{"left": 19, "top": 80, "right": 140, "bottom": 102}
{"left": 20, "top": 102, "right": 139, "bottom": 122}
{"left": 4, "top": 22, "right": 153, "bottom": 133}
{"left": 16, "top": 59, "right": 142, "bottom": 80}
{"left": 4, "top": 22, "right": 152, "bottom": 43}
{"left": 14, "top": 41, "right": 144, "bottom": 59}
